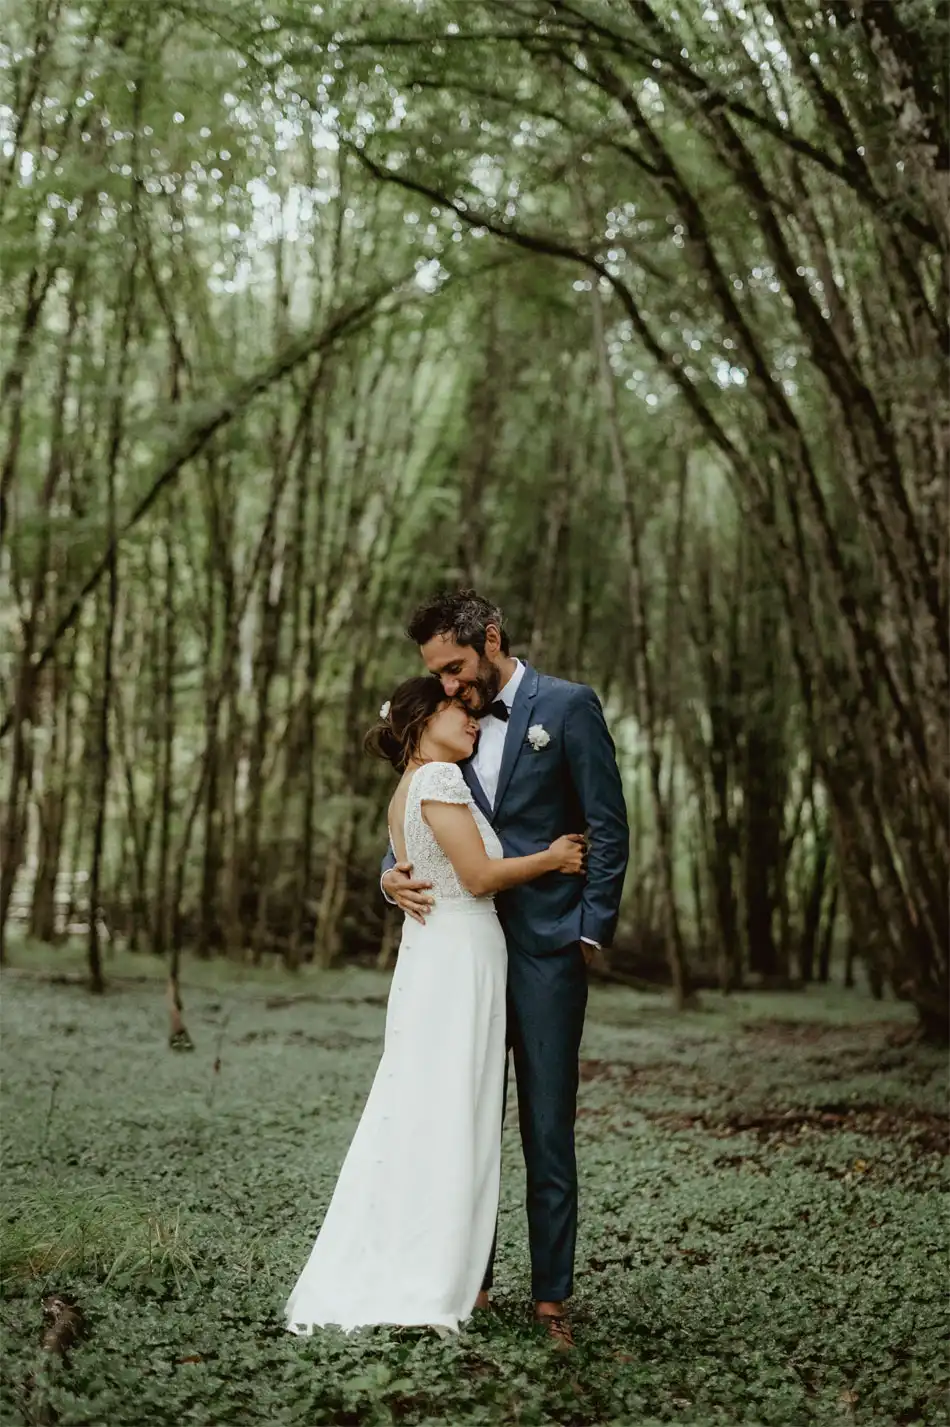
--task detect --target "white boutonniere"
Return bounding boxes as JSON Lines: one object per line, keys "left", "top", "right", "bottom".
{"left": 527, "top": 724, "right": 551, "bottom": 751}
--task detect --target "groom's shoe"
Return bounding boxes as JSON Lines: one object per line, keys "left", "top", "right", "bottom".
{"left": 534, "top": 1304, "right": 575, "bottom": 1351}
{"left": 474, "top": 1290, "right": 492, "bottom": 1312}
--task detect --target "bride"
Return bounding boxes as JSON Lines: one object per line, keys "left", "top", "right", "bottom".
{"left": 284, "top": 675, "right": 585, "bottom": 1335}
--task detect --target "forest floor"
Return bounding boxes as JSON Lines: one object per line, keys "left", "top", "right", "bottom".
{"left": 1, "top": 939, "right": 947, "bottom": 1427}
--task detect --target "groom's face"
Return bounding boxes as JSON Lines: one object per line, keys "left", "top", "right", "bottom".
{"left": 419, "top": 632, "right": 502, "bottom": 715}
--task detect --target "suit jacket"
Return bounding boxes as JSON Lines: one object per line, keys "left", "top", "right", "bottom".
{"left": 382, "top": 664, "right": 629, "bottom": 955}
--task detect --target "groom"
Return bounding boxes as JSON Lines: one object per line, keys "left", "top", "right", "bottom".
{"left": 381, "top": 590, "right": 629, "bottom": 1347}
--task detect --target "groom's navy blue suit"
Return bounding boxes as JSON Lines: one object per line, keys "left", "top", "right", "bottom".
{"left": 383, "top": 664, "right": 629, "bottom": 1301}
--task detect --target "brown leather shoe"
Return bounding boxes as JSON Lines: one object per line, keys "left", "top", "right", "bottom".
{"left": 535, "top": 1311, "right": 575, "bottom": 1350}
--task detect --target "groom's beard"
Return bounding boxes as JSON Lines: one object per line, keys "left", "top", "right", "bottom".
{"left": 462, "top": 659, "right": 502, "bottom": 716}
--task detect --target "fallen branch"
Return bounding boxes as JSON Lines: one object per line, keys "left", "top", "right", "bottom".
{"left": 22, "top": 1294, "right": 87, "bottom": 1425}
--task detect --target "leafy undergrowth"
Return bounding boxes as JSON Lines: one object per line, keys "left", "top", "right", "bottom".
{"left": 1, "top": 944, "right": 947, "bottom": 1426}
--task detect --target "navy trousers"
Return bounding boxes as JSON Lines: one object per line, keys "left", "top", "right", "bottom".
{"left": 482, "top": 940, "right": 588, "bottom": 1302}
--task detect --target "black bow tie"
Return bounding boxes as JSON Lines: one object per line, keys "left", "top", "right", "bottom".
{"left": 486, "top": 700, "right": 509, "bottom": 723}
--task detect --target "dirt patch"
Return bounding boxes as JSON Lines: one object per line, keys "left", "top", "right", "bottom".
{"left": 581, "top": 1057, "right": 649, "bottom": 1084}
{"left": 739, "top": 1019, "right": 946, "bottom": 1087}
{"left": 265, "top": 992, "right": 388, "bottom": 1010}
{"left": 647, "top": 1103, "right": 949, "bottom": 1155}
{"left": 235, "top": 1028, "right": 367, "bottom": 1048}
{"left": 579, "top": 1057, "right": 711, "bottom": 1096}
{"left": 4, "top": 969, "right": 154, "bottom": 990}
{"left": 741, "top": 1018, "right": 911, "bottom": 1046}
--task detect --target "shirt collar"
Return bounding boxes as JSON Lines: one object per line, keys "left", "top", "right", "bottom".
{"left": 498, "top": 658, "right": 525, "bottom": 710}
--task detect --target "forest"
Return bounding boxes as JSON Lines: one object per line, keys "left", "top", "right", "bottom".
{"left": 1, "top": 0, "right": 947, "bottom": 1035}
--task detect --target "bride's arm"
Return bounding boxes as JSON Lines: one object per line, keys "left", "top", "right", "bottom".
{"left": 422, "top": 800, "right": 584, "bottom": 896}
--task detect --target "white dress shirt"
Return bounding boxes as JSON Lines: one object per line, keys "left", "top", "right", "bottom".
{"left": 471, "top": 659, "right": 525, "bottom": 809}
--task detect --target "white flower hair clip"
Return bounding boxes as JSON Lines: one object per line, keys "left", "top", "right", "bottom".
{"left": 379, "top": 700, "right": 392, "bottom": 721}
{"left": 527, "top": 724, "right": 551, "bottom": 751}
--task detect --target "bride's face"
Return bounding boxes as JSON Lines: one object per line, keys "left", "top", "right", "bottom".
{"left": 420, "top": 700, "right": 479, "bottom": 764}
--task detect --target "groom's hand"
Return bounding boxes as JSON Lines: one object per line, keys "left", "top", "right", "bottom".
{"left": 382, "top": 862, "right": 434, "bottom": 925}
{"left": 580, "top": 939, "right": 602, "bottom": 969}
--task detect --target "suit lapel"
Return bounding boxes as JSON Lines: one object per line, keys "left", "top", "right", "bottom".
{"left": 493, "top": 663, "right": 539, "bottom": 815}
{"left": 460, "top": 758, "right": 493, "bottom": 822}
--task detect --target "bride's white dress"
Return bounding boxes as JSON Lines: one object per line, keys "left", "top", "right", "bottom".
{"left": 284, "top": 761, "right": 507, "bottom": 1334}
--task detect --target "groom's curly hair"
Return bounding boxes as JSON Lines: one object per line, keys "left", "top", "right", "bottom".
{"left": 406, "top": 589, "right": 510, "bottom": 656}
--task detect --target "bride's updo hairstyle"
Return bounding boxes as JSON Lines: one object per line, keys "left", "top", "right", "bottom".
{"left": 364, "top": 676, "right": 446, "bottom": 772}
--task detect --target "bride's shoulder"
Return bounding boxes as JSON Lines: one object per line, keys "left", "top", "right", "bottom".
{"left": 413, "top": 761, "right": 470, "bottom": 803}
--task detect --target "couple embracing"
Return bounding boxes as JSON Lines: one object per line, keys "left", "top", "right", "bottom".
{"left": 284, "top": 590, "right": 628, "bottom": 1349}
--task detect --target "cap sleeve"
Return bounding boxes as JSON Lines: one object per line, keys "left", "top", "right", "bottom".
{"left": 414, "top": 761, "right": 471, "bottom": 806}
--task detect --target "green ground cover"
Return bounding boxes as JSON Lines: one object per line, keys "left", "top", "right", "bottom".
{"left": 1, "top": 942, "right": 947, "bottom": 1426}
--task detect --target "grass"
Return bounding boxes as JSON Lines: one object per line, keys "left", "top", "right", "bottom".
{"left": 1, "top": 1188, "right": 198, "bottom": 1291}
{"left": 1, "top": 938, "right": 947, "bottom": 1426}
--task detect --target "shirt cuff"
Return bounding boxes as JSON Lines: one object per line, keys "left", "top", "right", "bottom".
{"left": 580, "top": 936, "right": 601, "bottom": 950}
{"left": 381, "top": 872, "right": 397, "bottom": 907}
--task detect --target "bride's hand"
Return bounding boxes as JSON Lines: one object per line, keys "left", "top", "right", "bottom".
{"left": 547, "top": 834, "right": 586, "bottom": 874}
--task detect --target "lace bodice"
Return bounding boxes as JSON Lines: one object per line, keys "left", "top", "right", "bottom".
{"left": 401, "top": 762, "right": 502, "bottom": 902}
